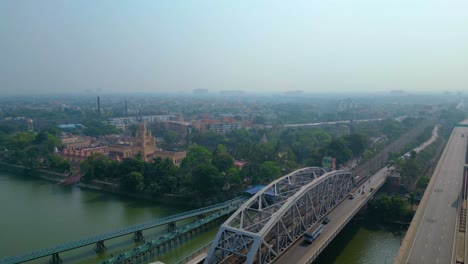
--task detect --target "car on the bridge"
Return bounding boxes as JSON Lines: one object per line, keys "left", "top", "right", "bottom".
{"left": 322, "top": 216, "right": 331, "bottom": 224}
{"left": 370, "top": 187, "right": 375, "bottom": 192}
{"left": 348, "top": 193, "right": 355, "bottom": 199}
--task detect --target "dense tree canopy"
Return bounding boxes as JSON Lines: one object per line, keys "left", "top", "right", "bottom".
{"left": 191, "top": 163, "right": 223, "bottom": 197}
{"left": 81, "top": 120, "right": 121, "bottom": 136}
{"left": 121, "top": 172, "right": 145, "bottom": 192}
{"left": 369, "top": 194, "right": 413, "bottom": 223}
{"left": 343, "top": 133, "right": 368, "bottom": 157}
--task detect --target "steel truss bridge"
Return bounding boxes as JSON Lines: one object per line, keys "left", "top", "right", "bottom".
{"left": 205, "top": 167, "right": 355, "bottom": 264}
{"left": 1, "top": 197, "right": 246, "bottom": 264}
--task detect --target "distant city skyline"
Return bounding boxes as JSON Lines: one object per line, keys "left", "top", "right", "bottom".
{"left": 1, "top": 0, "right": 468, "bottom": 95}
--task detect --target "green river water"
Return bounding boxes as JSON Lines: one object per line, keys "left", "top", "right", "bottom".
{"left": 0, "top": 171, "right": 404, "bottom": 264}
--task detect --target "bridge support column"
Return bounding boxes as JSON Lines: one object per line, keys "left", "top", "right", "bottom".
{"left": 94, "top": 240, "right": 107, "bottom": 253}
{"left": 133, "top": 230, "right": 144, "bottom": 242}
{"left": 167, "top": 222, "right": 176, "bottom": 232}
{"left": 49, "top": 253, "right": 62, "bottom": 264}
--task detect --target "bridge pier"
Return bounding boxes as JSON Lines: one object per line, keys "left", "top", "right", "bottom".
{"left": 168, "top": 221, "right": 176, "bottom": 232}
{"left": 94, "top": 240, "right": 106, "bottom": 253}
{"left": 49, "top": 253, "right": 62, "bottom": 264}
{"left": 133, "top": 230, "right": 144, "bottom": 242}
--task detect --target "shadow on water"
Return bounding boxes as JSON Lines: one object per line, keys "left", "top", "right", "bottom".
{"left": 314, "top": 219, "right": 362, "bottom": 264}
{"left": 314, "top": 216, "right": 405, "bottom": 264}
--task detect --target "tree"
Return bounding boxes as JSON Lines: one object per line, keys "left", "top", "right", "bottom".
{"left": 48, "top": 154, "right": 71, "bottom": 172}
{"left": 82, "top": 120, "right": 121, "bottom": 137}
{"left": 80, "top": 154, "right": 113, "bottom": 182}
{"left": 163, "top": 131, "right": 179, "bottom": 145}
{"left": 191, "top": 163, "right": 222, "bottom": 197}
{"left": 119, "top": 156, "right": 145, "bottom": 176}
{"left": 191, "top": 132, "right": 227, "bottom": 151}
{"left": 144, "top": 157, "right": 180, "bottom": 193}
{"left": 34, "top": 130, "right": 61, "bottom": 153}
{"left": 256, "top": 161, "right": 281, "bottom": 184}
{"left": 0, "top": 123, "right": 20, "bottom": 134}
{"left": 369, "top": 194, "right": 412, "bottom": 223}
{"left": 401, "top": 158, "right": 419, "bottom": 181}
{"left": 212, "top": 153, "right": 234, "bottom": 173}
{"left": 181, "top": 146, "right": 212, "bottom": 168}
{"left": 326, "top": 138, "right": 352, "bottom": 165}
{"left": 121, "top": 172, "right": 145, "bottom": 192}
{"left": 7, "top": 132, "right": 35, "bottom": 150}
{"left": 343, "top": 133, "right": 368, "bottom": 157}
{"left": 416, "top": 176, "right": 429, "bottom": 190}
{"left": 225, "top": 167, "right": 242, "bottom": 186}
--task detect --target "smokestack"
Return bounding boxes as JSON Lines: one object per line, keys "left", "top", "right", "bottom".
{"left": 97, "top": 96, "right": 101, "bottom": 119}
{"left": 125, "top": 100, "right": 128, "bottom": 117}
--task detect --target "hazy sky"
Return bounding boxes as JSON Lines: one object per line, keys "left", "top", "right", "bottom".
{"left": 1, "top": 0, "right": 468, "bottom": 95}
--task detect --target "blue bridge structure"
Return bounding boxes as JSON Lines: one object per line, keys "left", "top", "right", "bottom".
{"left": 1, "top": 197, "right": 246, "bottom": 264}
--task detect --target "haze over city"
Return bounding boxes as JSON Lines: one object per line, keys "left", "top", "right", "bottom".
{"left": 2, "top": 1, "right": 468, "bottom": 264}
{"left": 1, "top": 0, "right": 468, "bottom": 95}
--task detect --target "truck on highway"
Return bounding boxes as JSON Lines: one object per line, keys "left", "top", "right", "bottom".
{"left": 304, "top": 224, "right": 323, "bottom": 244}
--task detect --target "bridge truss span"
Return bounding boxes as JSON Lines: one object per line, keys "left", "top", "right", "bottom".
{"left": 205, "top": 168, "right": 355, "bottom": 264}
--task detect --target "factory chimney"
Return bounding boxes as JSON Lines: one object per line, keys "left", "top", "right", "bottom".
{"left": 97, "top": 96, "right": 101, "bottom": 119}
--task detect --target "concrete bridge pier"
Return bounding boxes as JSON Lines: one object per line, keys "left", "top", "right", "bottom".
{"left": 133, "top": 230, "right": 144, "bottom": 242}
{"left": 168, "top": 222, "right": 176, "bottom": 232}
{"left": 49, "top": 253, "right": 62, "bottom": 264}
{"left": 94, "top": 240, "right": 106, "bottom": 253}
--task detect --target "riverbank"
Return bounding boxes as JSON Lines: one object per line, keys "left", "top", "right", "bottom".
{"left": 0, "top": 161, "right": 200, "bottom": 208}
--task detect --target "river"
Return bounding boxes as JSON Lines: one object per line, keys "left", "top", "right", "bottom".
{"left": 315, "top": 220, "right": 404, "bottom": 264}
{"left": 0, "top": 171, "right": 213, "bottom": 264}
{"left": 0, "top": 171, "right": 405, "bottom": 264}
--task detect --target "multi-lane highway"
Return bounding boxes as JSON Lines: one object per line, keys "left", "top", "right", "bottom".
{"left": 397, "top": 123, "right": 468, "bottom": 264}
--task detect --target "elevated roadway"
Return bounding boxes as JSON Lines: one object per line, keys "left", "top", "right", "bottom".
{"left": 397, "top": 122, "right": 468, "bottom": 264}
{"left": 275, "top": 166, "right": 389, "bottom": 264}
